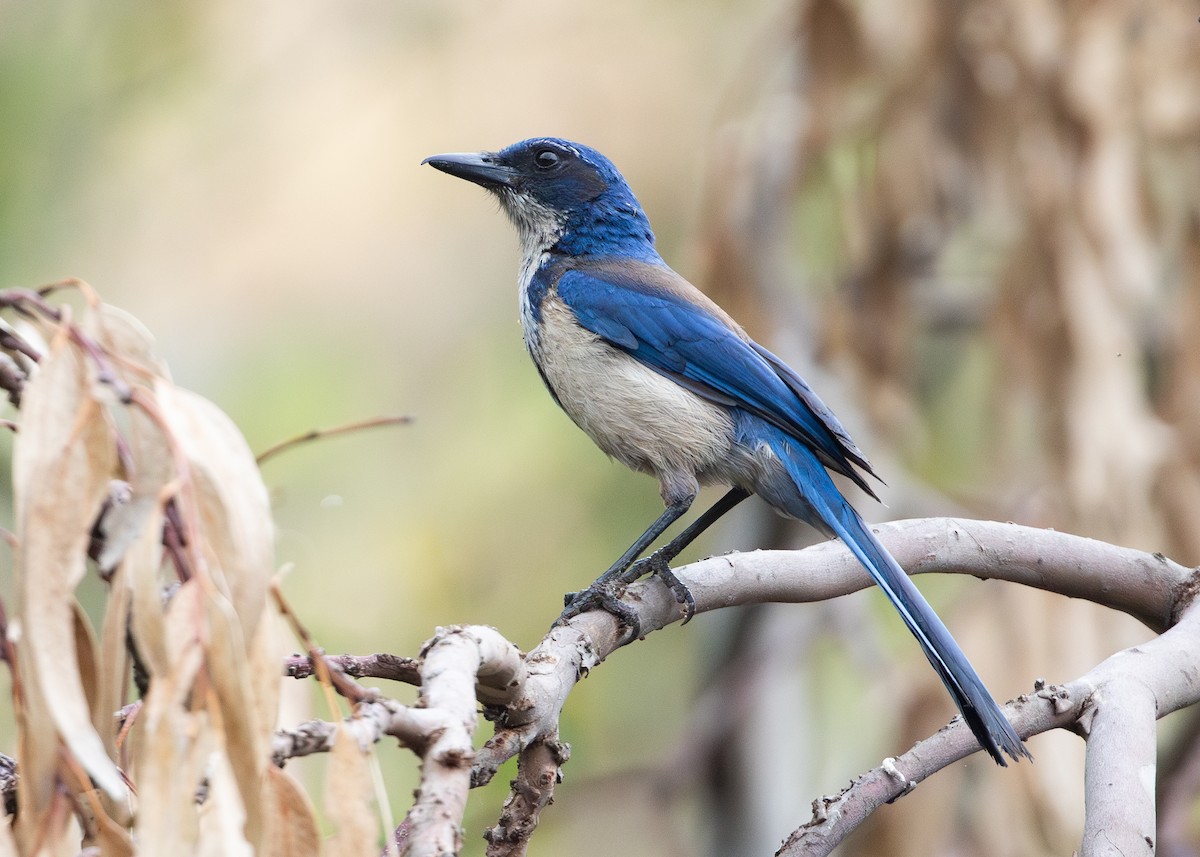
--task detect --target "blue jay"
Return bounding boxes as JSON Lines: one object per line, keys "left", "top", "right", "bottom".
{"left": 424, "top": 138, "right": 1028, "bottom": 765}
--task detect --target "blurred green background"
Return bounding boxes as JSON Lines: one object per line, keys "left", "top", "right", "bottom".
{"left": 3, "top": 1, "right": 1200, "bottom": 855}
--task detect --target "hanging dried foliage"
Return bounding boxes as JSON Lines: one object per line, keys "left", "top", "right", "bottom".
{"left": 0, "top": 284, "right": 316, "bottom": 857}
{"left": 691, "top": 1, "right": 1200, "bottom": 855}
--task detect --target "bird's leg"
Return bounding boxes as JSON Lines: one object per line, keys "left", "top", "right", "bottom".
{"left": 620, "top": 487, "right": 751, "bottom": 623}
{"left": 555, "top": 498, "right": 693, "bottom": 636}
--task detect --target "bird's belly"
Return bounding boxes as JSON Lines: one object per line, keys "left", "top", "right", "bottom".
{"left": 531, "top": 298, "right": 735, "bottom": 488}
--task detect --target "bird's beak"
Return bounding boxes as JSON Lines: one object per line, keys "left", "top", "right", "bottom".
{"left": 422, "top": 152, "right": 516, "bottom": 189}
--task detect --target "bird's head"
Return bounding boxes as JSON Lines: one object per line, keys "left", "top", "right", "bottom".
{"left": 423, "top": 138, "right": 657, "bottom": 260}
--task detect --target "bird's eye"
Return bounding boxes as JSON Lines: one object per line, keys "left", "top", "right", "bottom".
{"left": 534, "top": 149, "right": 560, "bottom": 169}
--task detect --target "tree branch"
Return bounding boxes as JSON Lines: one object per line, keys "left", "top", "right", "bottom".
{"left": 404, "top": 626, "right": 524, "bottom": 857}
{"left": 283, "top": 653, "right": 421, "bottom": 687}
{"left": 777, "top": 597, "right": 1200, "bottom": 856}
{"left": 659, "top": 518, "right": 1190, "bottom": 634}
{"left": 272, "top": 518, "right": 1196, "bottom": 856}
{"left": 1080, "top": 675, "right": 1158, "bottom": 857}
{"left": 473, "top": 518, "right": 1195, "bottom": 854}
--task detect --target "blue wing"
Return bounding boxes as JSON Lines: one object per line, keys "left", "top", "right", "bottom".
{"left": 555, "top": 261, "right": 879, "bottom": 497}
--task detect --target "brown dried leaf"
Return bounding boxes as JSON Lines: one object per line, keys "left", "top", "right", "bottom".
{"left": 154, "top": 381, "right": 273, "bottom": 641}
{"left": 78, "top": 791, "right": 135, "bottom": 857}
{"left": 203, "top": 590, "right": 266, "bottom": 847}
{"left": 131, "top": 584, "right": 208, "bottom": 856}
{"left": 71, "top": 600, "right": 103, "bottom": 741}
{"left": 93, "top": 814, "right": 135, "bottom": 857}
{"left": 123, "top": 493, "right": 169, "bottom": 678}
{"left": 121, "top": 406, "right": 173, "bottom": 679}
{"left": 12, "top": 643, "right": 55, "bottom": 850}
{"left": 96, "top": 564, "right": 132, "bottom": 771}
{"left": 13, "top": 333, "right": 124, "bottom": 802}
{"left": 196, "top": 752, "right": 252, "bottom": 857}
{"left": 324, "top": 723, "right": 377, "bottom": 857}
{"left": 247, "top": 604, "right": 285, "bottom": 781}
{"left": 88, "top": 304, "right": 174, "bottom": 575}
{"left": 244, "top": 604, "right": 289, "bottom": 844}
{"left": 87, "top": 303, "right": 169, "bottom": 382}
{"left": 87, "top": 303, "right": 178, "bottom": 679}
{"left": 262, "top": 766, "right": 320, "bottom": 857}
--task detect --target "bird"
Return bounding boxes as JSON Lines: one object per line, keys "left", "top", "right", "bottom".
{"left": 423, "top": 137, "right": 1029, "bottom": 765}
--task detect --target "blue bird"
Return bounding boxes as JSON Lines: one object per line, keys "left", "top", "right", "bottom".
{"left": 424, "top": 138, "right": 1029, "bottom": 765}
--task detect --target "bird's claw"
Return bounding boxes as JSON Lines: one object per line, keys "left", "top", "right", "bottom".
{"left": 620, "top": 552, "right": 696, "bottom": 624}
{"left": 555, "top": 582, "right": 642, "bottom": 641}
{"left": 656, "top": 565, "right": 697, "bottom": 624}
{"left": 553, "top": 551, "right": 697, "bottom": 640}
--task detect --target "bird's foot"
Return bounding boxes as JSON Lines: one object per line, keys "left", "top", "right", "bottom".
{"left": 621, "top": 551, "right": 696, "bottom": 624}
{"left": 555, "top": 581, "right": 642, "bottom": 641}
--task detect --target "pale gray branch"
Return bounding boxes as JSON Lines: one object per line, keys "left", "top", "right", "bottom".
{"left": 777, "top": 600, "right": 1200, "bottom": 856}
{"left": 1080, "top": 675, "right": 1158, "bottom": 857}
{"left": 272, "top": 626, "right": 526, "bottom": 857}
{"left": 272, "top": 700, "right": 443, "bottom": 766}
{"left": 661, "top": 518, "right": 1190, "bottom": 634}
{"left": 273, "top": 518, "right": 1197, "bottom": 857}
{"left": 398, "top": 625, "right": 526, "bottom": 857}
{"left": 474, "top": 518, "right": 1195, "bottom": 857}
{"left": 483, "top": 736, "right": 569, "bottom": 857}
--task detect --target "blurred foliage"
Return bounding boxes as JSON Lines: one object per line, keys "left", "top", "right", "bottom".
{"left": 689, "top": 1, "right": 1200, "bottom": 854}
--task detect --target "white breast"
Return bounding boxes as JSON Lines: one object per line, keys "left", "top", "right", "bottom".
{"left": 532, "top": 296, "right": 735, "bottom": 500}
{"left": 510, "top": 196, "right": 565, "bottom": 351}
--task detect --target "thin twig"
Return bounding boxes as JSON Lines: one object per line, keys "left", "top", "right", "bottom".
{"left": 271, "top": 579, "right": 375, "bottom": 709}
{"left": 284, "top": 653, "right": 421, "bottom": 687}
{"left": 255, "top": 415, "right": 413, "bottom": 465}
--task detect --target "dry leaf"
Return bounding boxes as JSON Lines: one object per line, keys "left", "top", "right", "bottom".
{"left": 88, "top": 305, "right": 175, "bottom": 574}
{"left": 72, "top": 600, "right": 101, "bottom": 740}
{"left": 77, "top": 791, "right": 134, "bottom": 857}
{"left": 131, "top": 612, "right": 207, "bottom": 857}
{"left": 88, "top": 303, "right": 176, "bottom": 674}
{"left": 11, "top": 632, "right": 58, "bottom": 852}
{"left": 86, "top": 303, "right": 169, "bottom": 382}
{"left": 153, "top": 381, "right": 273, "bottom": 641}
{"left": 246, "top": 602, "right": 288, "bottom": 848}
{"left": 122, "top": 494, "right": 170, "bottom": 680}
{"left": 116, "top": 402, "right": 176, "bottom": 679}
{"left": 96, "top": 564, "right": 132, "bottom": 770}
{"left": 324, "top": 723, "right": 377, "bottom": 857}
{"left": 13, "top": 333, "right": 125, "bottom": 805}
{"left": 246, "top": 604, "right": 285, "bottom": 759}
{"left": 203, "top": 590, "right": 266, "bottom": 847}
{"left": 262, "top": 766, "right": 320, "bottom": 857}
{"left": 196, "top": 751, "right": 253, "bottom": 857}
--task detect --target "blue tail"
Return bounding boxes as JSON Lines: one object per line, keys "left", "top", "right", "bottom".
{"left": 761, "top": 429, "right": 1030, "bottom": 765}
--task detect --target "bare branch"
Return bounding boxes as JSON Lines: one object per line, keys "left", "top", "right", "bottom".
{"left": 483, "top": 737, "right": 569, "bottom": 857}
{"left": 1080, "top": 676, "right": 1158, "bottom": 857}
{"left": 777, "top": 599, "right": 1200, "bottom": 856}
{"left": 272, "top": 700, "right": 444, "bottom": 766}
{"left": 284, "top": 653, "right": 421, "bottom": 687}
{"left": 406, "top": 626, "right": 523, "bottom": 857}
{"left": 469, "top": 518, "right": 1195, "bottom": 854}
{"left": 272, "top": 518, "right": 1196, "bottom": 855}
{"left": 634, "top": 518, "right": 1191, "bottom": 636}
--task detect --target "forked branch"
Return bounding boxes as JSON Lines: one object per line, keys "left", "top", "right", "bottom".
{"left": 277, "top": 518, "right": 1196, "bottom": 857}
